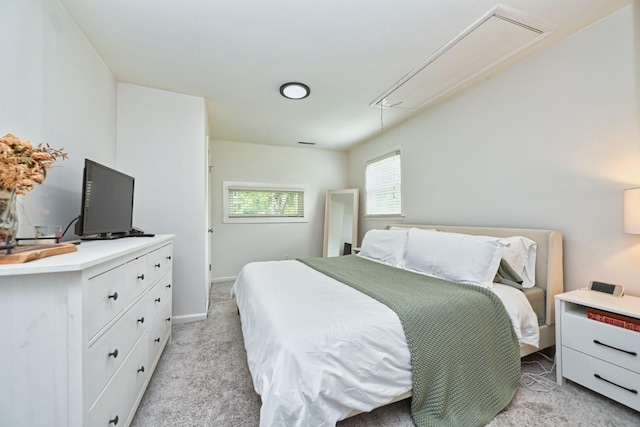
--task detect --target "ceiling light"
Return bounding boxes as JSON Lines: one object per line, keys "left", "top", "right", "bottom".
{"left": 280, "top": 82, "right": 310, "bottom": 100}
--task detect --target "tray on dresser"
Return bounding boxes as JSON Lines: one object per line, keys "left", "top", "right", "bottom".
{"left": 0, "top": 243, "right": 77, "bottom": 264}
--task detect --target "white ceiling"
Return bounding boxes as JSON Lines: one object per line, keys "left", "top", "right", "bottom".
{"left": 59, "top": 0, "right": 636, "bottom": 151}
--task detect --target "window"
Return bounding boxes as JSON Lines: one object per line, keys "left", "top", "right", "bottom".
{"left": 223, "top": 182, "right": 307, "bottom": 223}
{"left": 365, "top": 150, "right": 402, "bottom": 216}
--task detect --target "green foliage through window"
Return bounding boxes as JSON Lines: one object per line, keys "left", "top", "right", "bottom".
{"left": 228, "top": 189, "right": 304, "bottom": 218}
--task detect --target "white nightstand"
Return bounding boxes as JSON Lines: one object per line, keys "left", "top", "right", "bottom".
{"left": 555, "top": 289, "right": 640, "bottom": 411}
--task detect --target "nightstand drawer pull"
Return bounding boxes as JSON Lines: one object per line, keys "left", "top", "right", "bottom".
{"left": 109, "top": 415, "right": 119, "bottom": 425}
{"left": 594, "top": 374, "right": 638, "bottom": 394}
{"left": 593, "top": 339, "right": 637, "bottom": 356}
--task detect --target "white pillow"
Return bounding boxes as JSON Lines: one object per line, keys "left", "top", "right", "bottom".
{"left": 358, "top": 229, "right": 409, "bottom": 267}
{"left": 501, "top": 236, "right": 537, "bottom": 288}
{"left": 404, "top": 228, "right": 506, "bottom": 288}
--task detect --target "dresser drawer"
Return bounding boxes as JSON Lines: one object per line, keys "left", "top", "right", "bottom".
{"left": 147, "top": 243, "right": 173, "bottom": 285}
{"left": 126, "top": 254, "right": 149, "bottom": 300}
{"left": 87, "top": 255, "right": 148, "bottom": 339}
{"left": 88, "top": 334, "right": 149, "bottom": 427}
{"left": 87, "top": 295, "right": 148, "bottom": 405}
{"left": 148, "top": 298, "right": 172, "bottom": 369}
{"left": 147, "top": 271, "right": 172, "bottom": 319}
{"left": 561, "top": 311, "right": 640, "bottom": 373}
{"left": 562, "top": 346, "right": 640, "bottom": 411}
{"left": 86, "top": 265, "right": 126, "bottom": 339}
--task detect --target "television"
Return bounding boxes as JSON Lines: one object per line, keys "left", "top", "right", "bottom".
{"left": 75, "top": 159, "right": 135, "bottom": 239}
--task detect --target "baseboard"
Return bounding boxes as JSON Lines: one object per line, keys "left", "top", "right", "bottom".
{"left": 172, "top": 313, "right": 207, "bottom": 324}
{"left": 212, "top": 276, "right": 237, "bottom": 283}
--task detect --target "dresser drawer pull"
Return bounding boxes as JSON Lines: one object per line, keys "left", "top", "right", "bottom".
{"left": 594, "top": 374, "right": 638, "bottom": 394}
{"left": 155, "top": 297, "right": 161, "bottom": 303}
{"left": 137, "top": 316, "right": 145, "bottom": 324}
{"left": 108, "top": 349, "right": 119, "bottom": 358}
{"left": 137, "top": 274, "right": 145, "bottom": 280}
{"left": 138, "top": 365, "right": 145, "bottom": 373}
{"left": 593, "top": 339, "right": 637, "bottom": 356}
{"left": 154, "top": 337, "right": 161, "bottom": 343}
{"left": 108, "top": 292, "right": 118, "bottom": 301}
{"left": 109, "top": 415, "right": 119, "bottom": 425}
{"left": 155, "top": 263, "right": 161, "bottom": 268}
{"left": 166, "top": 255, "right": 172, "bottom": 260}
{"left": 166, "top": 317, "right": 171, "bottom": 322}
{"left": 166, "top": 283, "right": 171, "bottom": 289}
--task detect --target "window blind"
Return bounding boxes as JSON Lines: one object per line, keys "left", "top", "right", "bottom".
{"left": 365, "top": 151, "right": 402, "bottom": 216}
{"left": 228, "top": 188, "right": 304, "bottom": 218}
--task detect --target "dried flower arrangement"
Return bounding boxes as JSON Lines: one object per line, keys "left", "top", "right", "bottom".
{"left": 0, "top": 133, "right": 67, "bottom": 194}
{"left": 0, "top": 133, "right": 67, "bottom": 247}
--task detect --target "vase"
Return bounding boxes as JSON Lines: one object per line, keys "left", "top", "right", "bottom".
{"left": 0, "top": 188, "right": 18, "bottom": 250}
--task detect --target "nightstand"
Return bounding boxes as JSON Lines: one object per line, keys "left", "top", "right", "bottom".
{"left": 555, "top": 289, "right": 640, "bottom": 411}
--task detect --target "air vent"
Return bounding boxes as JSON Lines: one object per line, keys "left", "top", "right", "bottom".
{"left": 371, "top": 5, "right": 555, "bottom": 110}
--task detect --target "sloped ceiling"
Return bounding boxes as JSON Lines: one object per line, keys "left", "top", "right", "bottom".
{"left": 59, "top": 0, "right": 636, "bottom": 150}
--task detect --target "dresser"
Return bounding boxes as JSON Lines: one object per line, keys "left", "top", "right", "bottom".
{"left": 0, "top": 235, "right": 174, "bottom": 427}
{"left": 555, "top": 289, "right": 640, "bottom": 411}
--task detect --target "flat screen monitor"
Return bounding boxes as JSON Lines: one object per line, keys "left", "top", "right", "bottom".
{"left": 75, "top": 159, "right": 135, "bottom": 239}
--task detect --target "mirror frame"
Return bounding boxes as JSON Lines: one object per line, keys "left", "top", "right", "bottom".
{"left": 322, "top": 188, "right": 359, "bottom": 257}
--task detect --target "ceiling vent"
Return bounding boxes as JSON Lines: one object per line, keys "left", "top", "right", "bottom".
{"left": 370, "top": 5, "right": 556, "bottom": 111}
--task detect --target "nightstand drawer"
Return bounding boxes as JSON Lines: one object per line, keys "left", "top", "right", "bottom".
{"left": 563, "top": 347, "right": 640, "bottom": 411}
{"left": 562, "top": 311, "right": 640, "bottom": 373}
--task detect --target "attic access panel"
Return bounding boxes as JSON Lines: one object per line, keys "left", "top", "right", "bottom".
{"left": 371, "top": 6, "right": 556, "bottom": 110}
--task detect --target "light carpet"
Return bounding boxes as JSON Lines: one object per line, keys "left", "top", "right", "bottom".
{"left": 131, "top": 281, "right": 640, "bottom": 427}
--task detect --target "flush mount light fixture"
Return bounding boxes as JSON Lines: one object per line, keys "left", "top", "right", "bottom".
{"left": 280, "top": 82, "right": 310, "bottom": 100}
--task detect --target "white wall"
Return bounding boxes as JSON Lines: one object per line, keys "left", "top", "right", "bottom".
{"left": 0, "top": 0, "right": 117, "bottom": 237}
{"left": 117, "top": 83, "right": 209, "bottom": 322}
{"left": 211, "top": 140, "right": 348, "bottom": 278}
{"left": 349, "top": 5, "right": 640, "bottom": 295}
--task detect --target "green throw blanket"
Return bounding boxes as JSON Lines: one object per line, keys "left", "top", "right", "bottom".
{"left": 298, "top": 255, "right": 520, "bottom": 427}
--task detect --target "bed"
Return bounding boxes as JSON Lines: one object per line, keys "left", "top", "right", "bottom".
{"left": 231, "top": 224, "right": 564, "bottom": 427}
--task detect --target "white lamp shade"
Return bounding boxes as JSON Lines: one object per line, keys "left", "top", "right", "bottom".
{"left": 623, "top": 188, "right": 640, "bottom": 234}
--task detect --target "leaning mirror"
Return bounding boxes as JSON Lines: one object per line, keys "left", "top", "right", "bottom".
{"left": 322, "top": 188, "right": 359, "bottom": 257}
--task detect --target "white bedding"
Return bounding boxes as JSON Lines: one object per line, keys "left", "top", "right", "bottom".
{"left": 232, "top": 259, "right": 539, "bottom": 427}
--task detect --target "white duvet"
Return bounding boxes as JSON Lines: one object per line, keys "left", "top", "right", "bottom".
{"left": 231, "top": 259, "right": 539, "bottom": 427}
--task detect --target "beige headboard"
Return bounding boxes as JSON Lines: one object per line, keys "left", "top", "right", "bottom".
{"left": 384, "top": 224, "right": 564, "bottom": 326}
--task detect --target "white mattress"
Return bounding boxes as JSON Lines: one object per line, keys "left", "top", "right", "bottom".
{"left": 231, "top": 259, "right": 539, "bottom": 427}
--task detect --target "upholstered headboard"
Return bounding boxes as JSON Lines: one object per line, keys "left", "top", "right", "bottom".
{"left": 384, "top": 224, "right": 564, "bottom": 327}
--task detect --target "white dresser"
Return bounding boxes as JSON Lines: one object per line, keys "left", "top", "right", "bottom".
{"left": 0, "top": 235, "right": 174, "bottom": 427}
{"left": 555, "top": 289, "right": 640, "bottom": 411}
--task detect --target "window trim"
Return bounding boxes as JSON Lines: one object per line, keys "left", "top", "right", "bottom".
{"left": 223, "top": 181, "right": 309, "bottom": 224}
{"left": 364, "top": 149, "right": 404, "bottom": 218}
